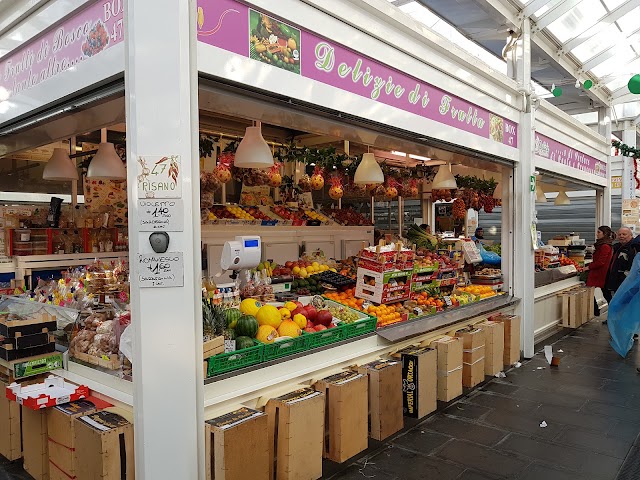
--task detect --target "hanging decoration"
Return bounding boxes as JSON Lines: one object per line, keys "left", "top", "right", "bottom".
{"left": 298, "top": 173, "right": 312, "bottom": 192}
{"left": 552, "top": 87, "right": 563, "bottom": 97}
{"left": 268, "top": 163, "right": 283, "bottom": 187}
{"left": 310, "top": 165, "right": 325, "bottom": 190}
{"left": 628, "top": 75, "right": 640, "bottom": 95}
{"left": 611, "top": 140, "right": 640, "bottom": 189}
{"left": 583, "top": 79, "right": 593, "bottom": 90}
{"left": 384, "top": 178, "right": 399, "bottom": 200}
{"left": 328, "top": 175, "right": 344, "bottom": 200}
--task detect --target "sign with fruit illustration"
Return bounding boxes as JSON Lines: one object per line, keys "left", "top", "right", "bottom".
{"left": 137, "top": 155, "right": 182, "bottom": 199}
{"left": 249, "top": 10, "right": 301, "bottom": 75}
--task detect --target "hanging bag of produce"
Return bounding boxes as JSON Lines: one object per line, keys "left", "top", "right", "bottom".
{"left": 478, "top": 243, "right": 501, "bottom": 266}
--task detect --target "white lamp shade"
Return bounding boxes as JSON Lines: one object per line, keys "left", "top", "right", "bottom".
{"left": 554, "top": 190, "right": 570, "bottom": 206}
{"left": 535, "top": 186, "right": 547, "bottom": 203}
{"left": 43, "top": 148, "right": 78, "bottom": 181}
{"left": 87, "top": 143, "right": 126, "bottom": 180}
{"left": 234, "top": 125, "right": 274, "bottom": 169}
{"left": 492, "top": 182, "right": 502, "bottom": 200}
{"left": 354, "top": 153, "right": 384, "bottom": 184}
{"left": 431, "top": 163, "right": 457, "bottom": 189}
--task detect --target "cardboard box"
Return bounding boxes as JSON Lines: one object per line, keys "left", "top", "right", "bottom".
{"left": 481, "top": 321, "right": 505, "bottom": 376}
{"left": 74, "top": 411, "right": 135, "bottom": 480}
{"left": 456, "top": 328, "right": 486, "bottom": 388}
{"left": 266, "top": 388, "right": 324, "bottom": 480}
{"left": 0, "top": 313, "right": 58, "bottom": 338}
{"left": 429, "top": 336, "right": 463, "bottom": 402}
{"left": 1, "top": 332, "right": 52, "bottom": 350}
{"left": 398, "top": 346, "right": 437, "bottom": 419}
{"left": 22, "top": 406, "right": 49, "bottom": 480}
{"left": 47, "top": 400, "right": 97, "bottom": 480}
{"left": 0, "top": 341, "right": 56, "bottom": 361}
{"left": 314, "top": 371, "right": 368, "bottom": 463}
{"left": 490, "top": 314, "right": 521, "bottom": 366}
{"left": 0, "top": 378, "right": 21, "bottom": 461}
{"left": 355, "top": 267, "right": 412, "bottom": 304}
{"left": 205, "top": 407, "right": 269, "bottom": 480}
{"left": 357, "top": 360, "right": 403, "bottom": 441}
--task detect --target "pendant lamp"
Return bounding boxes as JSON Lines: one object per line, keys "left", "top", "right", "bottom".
{"left": 535, "top": 183, "right": 547, "bottom": 203}
{"left": 354, "top": 152, "right": 384, "bottom": 184}
{"left": 492, "top": 182, "right": 502, "bottom": 200}
{"left": 87, "top": 129, "right": 126, "bottom": 180}
{"left": 554, "top": 190, "right": 570, "bottom": 206}
{"left": 431, "top": 163, "right": 457, "bottom": 189}
{"left": 43, "top": 147, "right": 78, "bottom": 181}
{"left": 234, "top": 121, "right": 274, "bottom": 169}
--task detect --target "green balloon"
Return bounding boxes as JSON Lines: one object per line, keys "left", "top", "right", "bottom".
{"left": 552, "top": 87, "right": 563, "bottom": 97}
{"left": 583, "top": 80, "right": 593, "bottom": 90}
{"left": 628, "top": 75, "right": 640, "bottom": 94}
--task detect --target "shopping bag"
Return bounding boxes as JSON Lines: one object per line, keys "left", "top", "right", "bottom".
{"left": 478, "top": 243, "right": 501, "bottom": 266}
{"left": 608, "top": 254, "right": 640, "bottom": 358}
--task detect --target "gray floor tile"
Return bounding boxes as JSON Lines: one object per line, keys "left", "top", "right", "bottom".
{"left": 392, "top": 428, "right": 451, "bottom": 455}
{"left": 554, "top": 425, "right": 632, "bottom": 458}
{"left": 435, "top": 439, "right": 529, "bottom": 477}
{"left": 481, "top": 408, "right": 564, "bottom": 440}
{"left": 444, "top": 401, "right": 493, "bottom": 420}
{"left": 516, "top": 463, "right": 591, "bottom": 480}
{"left": 466, "top": 391, "right": 540, "bottom": 413}
{"left": 367, "top": 445, "right": 464, "bottom": 480}
{"left": 422, "top": 415, "right": 507, "bottom": 447}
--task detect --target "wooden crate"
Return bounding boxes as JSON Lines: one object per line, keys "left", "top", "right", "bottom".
{"left": 22, "top": 407, "right": 49, "bottom": 480}
{"left": 560, "top": 291, "right": 583, "bottom": 329}
{"left": 71, "top": 351, "right": 121, "bottom": 370}
{"left": 266, "top": 388, "right": 325, "bottom": 480}
{"left": 203, "top": 336, "right": 224, "bottom": 360}
{"left": 481, "top": 321, "right": 504, "bottom": 376}
{"left": 490, "top": 314, "right": 521, "bottom": 366}
{"left": 429, "top": 336, "right": 463, "bottom": 402}
{"left": 397, "top": 346, "right": 437, "bottom": 419}
{"left": 205, "top": 407, "right": 269, "bottom": 480}
{"left": 74, "top": 411, "right": 135, "bottom": 480}
{"left": 357, "top": 360, "right": 404, "bottom": 441}
{"left": 587, "top": 286, "right": 595, "bottom": 320}
{"left": 0, "top": 378, "right": 21, "bottom": 461}
{"left": 456, "top": 328, "right": 486, "bottom": 388}
{"left": 314, "top": 371, "right": 368, "bottom": 463}
{"left": 47, "top": 400, "right": 97, "bottom": 480}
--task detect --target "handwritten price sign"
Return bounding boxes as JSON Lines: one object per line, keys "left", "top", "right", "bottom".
{"left": 138, "top": 252, "right": 184, "bottom": 288}
{"left": 137, "top": 155, "right": 182, "bottom": 199}
{"left": 137, "top": 199, "right": 184, "bottom": 231}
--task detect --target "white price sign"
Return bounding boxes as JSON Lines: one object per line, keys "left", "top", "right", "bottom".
{"left": 137, "top": 155, "right": 182, "bottom": 199}
{"left": 138, "top": 199, "right": 184, "bottom": 231}
{"left": 138, "top": 252, "right": 184, "bottom": 288}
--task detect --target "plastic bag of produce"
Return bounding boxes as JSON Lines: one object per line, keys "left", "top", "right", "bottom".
{"left": 479, "top": 243, "right": 501, "bottom": 266}
{"left": 608, "top": 254, "right": 640, "bottom": 358}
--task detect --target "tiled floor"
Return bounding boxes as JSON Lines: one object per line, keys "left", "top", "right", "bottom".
{"left": 1, "top": 319, "right": 639, "bottom": 479}
{"left": 326, "top": 319, "right": 640, "bottom": 480}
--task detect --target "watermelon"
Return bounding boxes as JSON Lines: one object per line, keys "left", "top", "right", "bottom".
{"left": 235, "top": 336, "right": 255, "bottom": 350}
{"left": 225, "top": 308, "right": 242, "bottom": 329}
{"left": 235, "top": 315, "right": 259, "bottom": 338}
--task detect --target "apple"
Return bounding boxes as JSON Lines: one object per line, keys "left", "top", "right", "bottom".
{"left": 292, "top": 307, "right": 307, "bottom": 318}
{"left": 293, "top": 301, "right": 304, "bottom": 309}
{"left": 315, "top": 310, "right": 333, "bottom": 327}
{"left": 314, "top": 325, "right": 327, "bottom": 331}
{"left": 285, "top": 261, "right": 294, "bottom": 269}
{"left": 306, "top": 321, "right": 315, "bottom": 329}
{"left": 304, "top": 305, "right": 318, "bottom": 322}
{"left": 304, "top": 327, "right": 316, "bottom": 333}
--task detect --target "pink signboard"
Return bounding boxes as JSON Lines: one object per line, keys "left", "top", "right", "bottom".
{"left": 197, "top": 0, "right": 518, "bottom": 149}
{"left": 0, "top": 0, "right": 123, "bottom": 101}
{"left": 535, "top": 133, "right": 607, "bottom": 178}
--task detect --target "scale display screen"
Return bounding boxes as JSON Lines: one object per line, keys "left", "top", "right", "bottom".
{"left": 244, "top": 239, "right": 259, "bottom": 248}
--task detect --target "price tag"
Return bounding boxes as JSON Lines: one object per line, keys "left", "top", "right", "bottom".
{"left": 138, "top": 199, "right": 184, "bottom": 231}
{"left": 224, "top": 340, "right": 236, "bottom": 353}
{"left": 362, "top": 301, "right": 372, "bottom": 311}
{"left": 443, "top": 296, "right": 453, "bottom": 306}
{"left": 138, "top": 252, "right": 184, "bottom": 288}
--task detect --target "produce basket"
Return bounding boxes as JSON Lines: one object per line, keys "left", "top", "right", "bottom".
{"left": 304, "top": 326, "right": 345, "bottom": 349}
{"left": 262, "top": 335, "right": 307, "bottom": 361}
{"left": 207, "top": 341, "right": 264, "bottom": 376}
{"left": 340, "top": 315, "right": 378, "bottom": 339}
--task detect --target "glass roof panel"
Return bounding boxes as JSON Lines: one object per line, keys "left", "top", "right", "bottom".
{"left": 546, "top": 0, "right": 606, "bottom": 43}
{"left": 398, "top": 2, "right": 439, "bottom": 28}
{"left": 571, "top": 23, "right": 621, "bottom": 61}
{"left": 605, "top": 57, "right": 640, "bottom": 90}
{"left": 616, "top": 7, "right": 640, "bottom": 33}
{"left": 602, "top": 0, "right": 627, "bottom": 8}
{"left": 590, "top": 45, "right": 634, "bottom": 76}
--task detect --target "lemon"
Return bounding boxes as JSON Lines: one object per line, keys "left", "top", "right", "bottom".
{"left": 299, "top": 268, "right": 308, "bottom": 278}
{"left": 279, "top": 308, "right": 291, "bottom": 320}
{"left": 240, "top": 298, "right": 262, "bottom": 316}
{"left": 256, "top": 325, "right": 278, "bottom": 344}
{"left": 256, "top": 305, "right": 282, "bottom": 329}
{"left": 284, "top": 301, "right": 298, "bottom": 312}
{"left": 278, "top": 320, "right": 301, "bottom": 338}
{"left": 292, "top": 313, "right": 307, "bottom": 329}
{"left": 292, "top": 266, "right": 301, "bottom": 275}
{"left": 312, "top": 262, "right": 320, "bottom": 269}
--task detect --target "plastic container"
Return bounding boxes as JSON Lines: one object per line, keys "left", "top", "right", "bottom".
{"left": 207, "top": 341, "right": 264, "bottom": 376}
{"left": 262, "top": 335, "right": 307, "bottom": 361}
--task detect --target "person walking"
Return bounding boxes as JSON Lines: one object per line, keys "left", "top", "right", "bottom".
{"left": 608, "top": 252, "right": 640, "bottom": 358}
{"left": 604, "top": 227, "right": 638, "bottom": 305}
{"left": 586, "top": 226, "right": 614, "bottom": 317}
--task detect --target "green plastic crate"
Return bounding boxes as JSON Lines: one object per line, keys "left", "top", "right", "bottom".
{"left": 341, "top": 315, "right": 378, "bottom": 339}
{"left": 207, "top": 341, "right": 264, "bottom": 376}
{"left": 262, "top": 335, "right": 308, "bottom": 361}
{"left": 304, "top": 326, "right": 345, "bottom": 349}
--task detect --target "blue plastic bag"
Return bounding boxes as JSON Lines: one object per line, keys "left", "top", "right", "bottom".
{"left": 478, "top": 243, "right": 501, "bottom": 266}
{"left": 608, "top": 253, "right": 640, "bottom": 358}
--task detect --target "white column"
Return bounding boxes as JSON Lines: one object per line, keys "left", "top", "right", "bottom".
{"left": 622, "top": 122, "right": 637, "bottom": 203}
{"left": 598, "top": 108, "right": 612, "bottom": 227}
{"left": 124, "top": 0, "right": 203, "bottom": 479}
{"left": 512, "top": 18, "right": 536, "bottom": 358}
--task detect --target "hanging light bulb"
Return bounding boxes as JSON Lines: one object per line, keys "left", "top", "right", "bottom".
{"left": 575, "top": 79, "right": 581, "bottom": 88}
{"left": 354, "top": 152, "right": 384, "bottom": 184}
{"left": 43, "top": 147, "right": 78, "bottom": 181}
{"left": 431, "top": 163, "right": 457, "bottom": 189}
{"left": 234, "top": 121, "right": 274, "bottom": 169}
{"left": 554, "top": 190, "right": 570, "bottom": 206}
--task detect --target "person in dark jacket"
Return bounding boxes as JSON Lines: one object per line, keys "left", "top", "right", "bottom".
{"left": 587, "top": 226, "right": 614, "bottom": 316}
{"left": 605, "top": 227, "right": 638, "bottom": 303}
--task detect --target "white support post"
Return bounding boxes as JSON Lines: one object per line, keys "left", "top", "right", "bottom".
{"left": 622, "top": 122, "right": 637, "bottom": 205}
{"left": 513, "top": 18, "right": 536, "bottom": 359}
{"left": 598, "top": 108, "right": 613, "bottom": 227}
{"left": 124, "top": 1, "right": 203, "bottom": 479}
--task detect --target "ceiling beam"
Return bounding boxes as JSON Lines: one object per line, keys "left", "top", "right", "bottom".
{"left": 580, "top": 24, "right": 640, "bottom": 72}
{"left": 534, "top": 0, "right": 586, "bottom": 31}
{"left": 561, "top": 0, "right": 640, "bottom": 52}
{"left": 522, "top": 0, "right": 554, "bottom": 18}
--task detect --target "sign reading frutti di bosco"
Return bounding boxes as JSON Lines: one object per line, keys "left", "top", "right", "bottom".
{"left": 196, "top": 0, "right": 518, "bottom": 148}
{"left": 534, "top": 133, "right": 607, "bottom": 179}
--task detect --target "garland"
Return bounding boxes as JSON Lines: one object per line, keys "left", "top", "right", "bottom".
{"left": 611, "top": 140, "right": 640, "bottom": 189}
